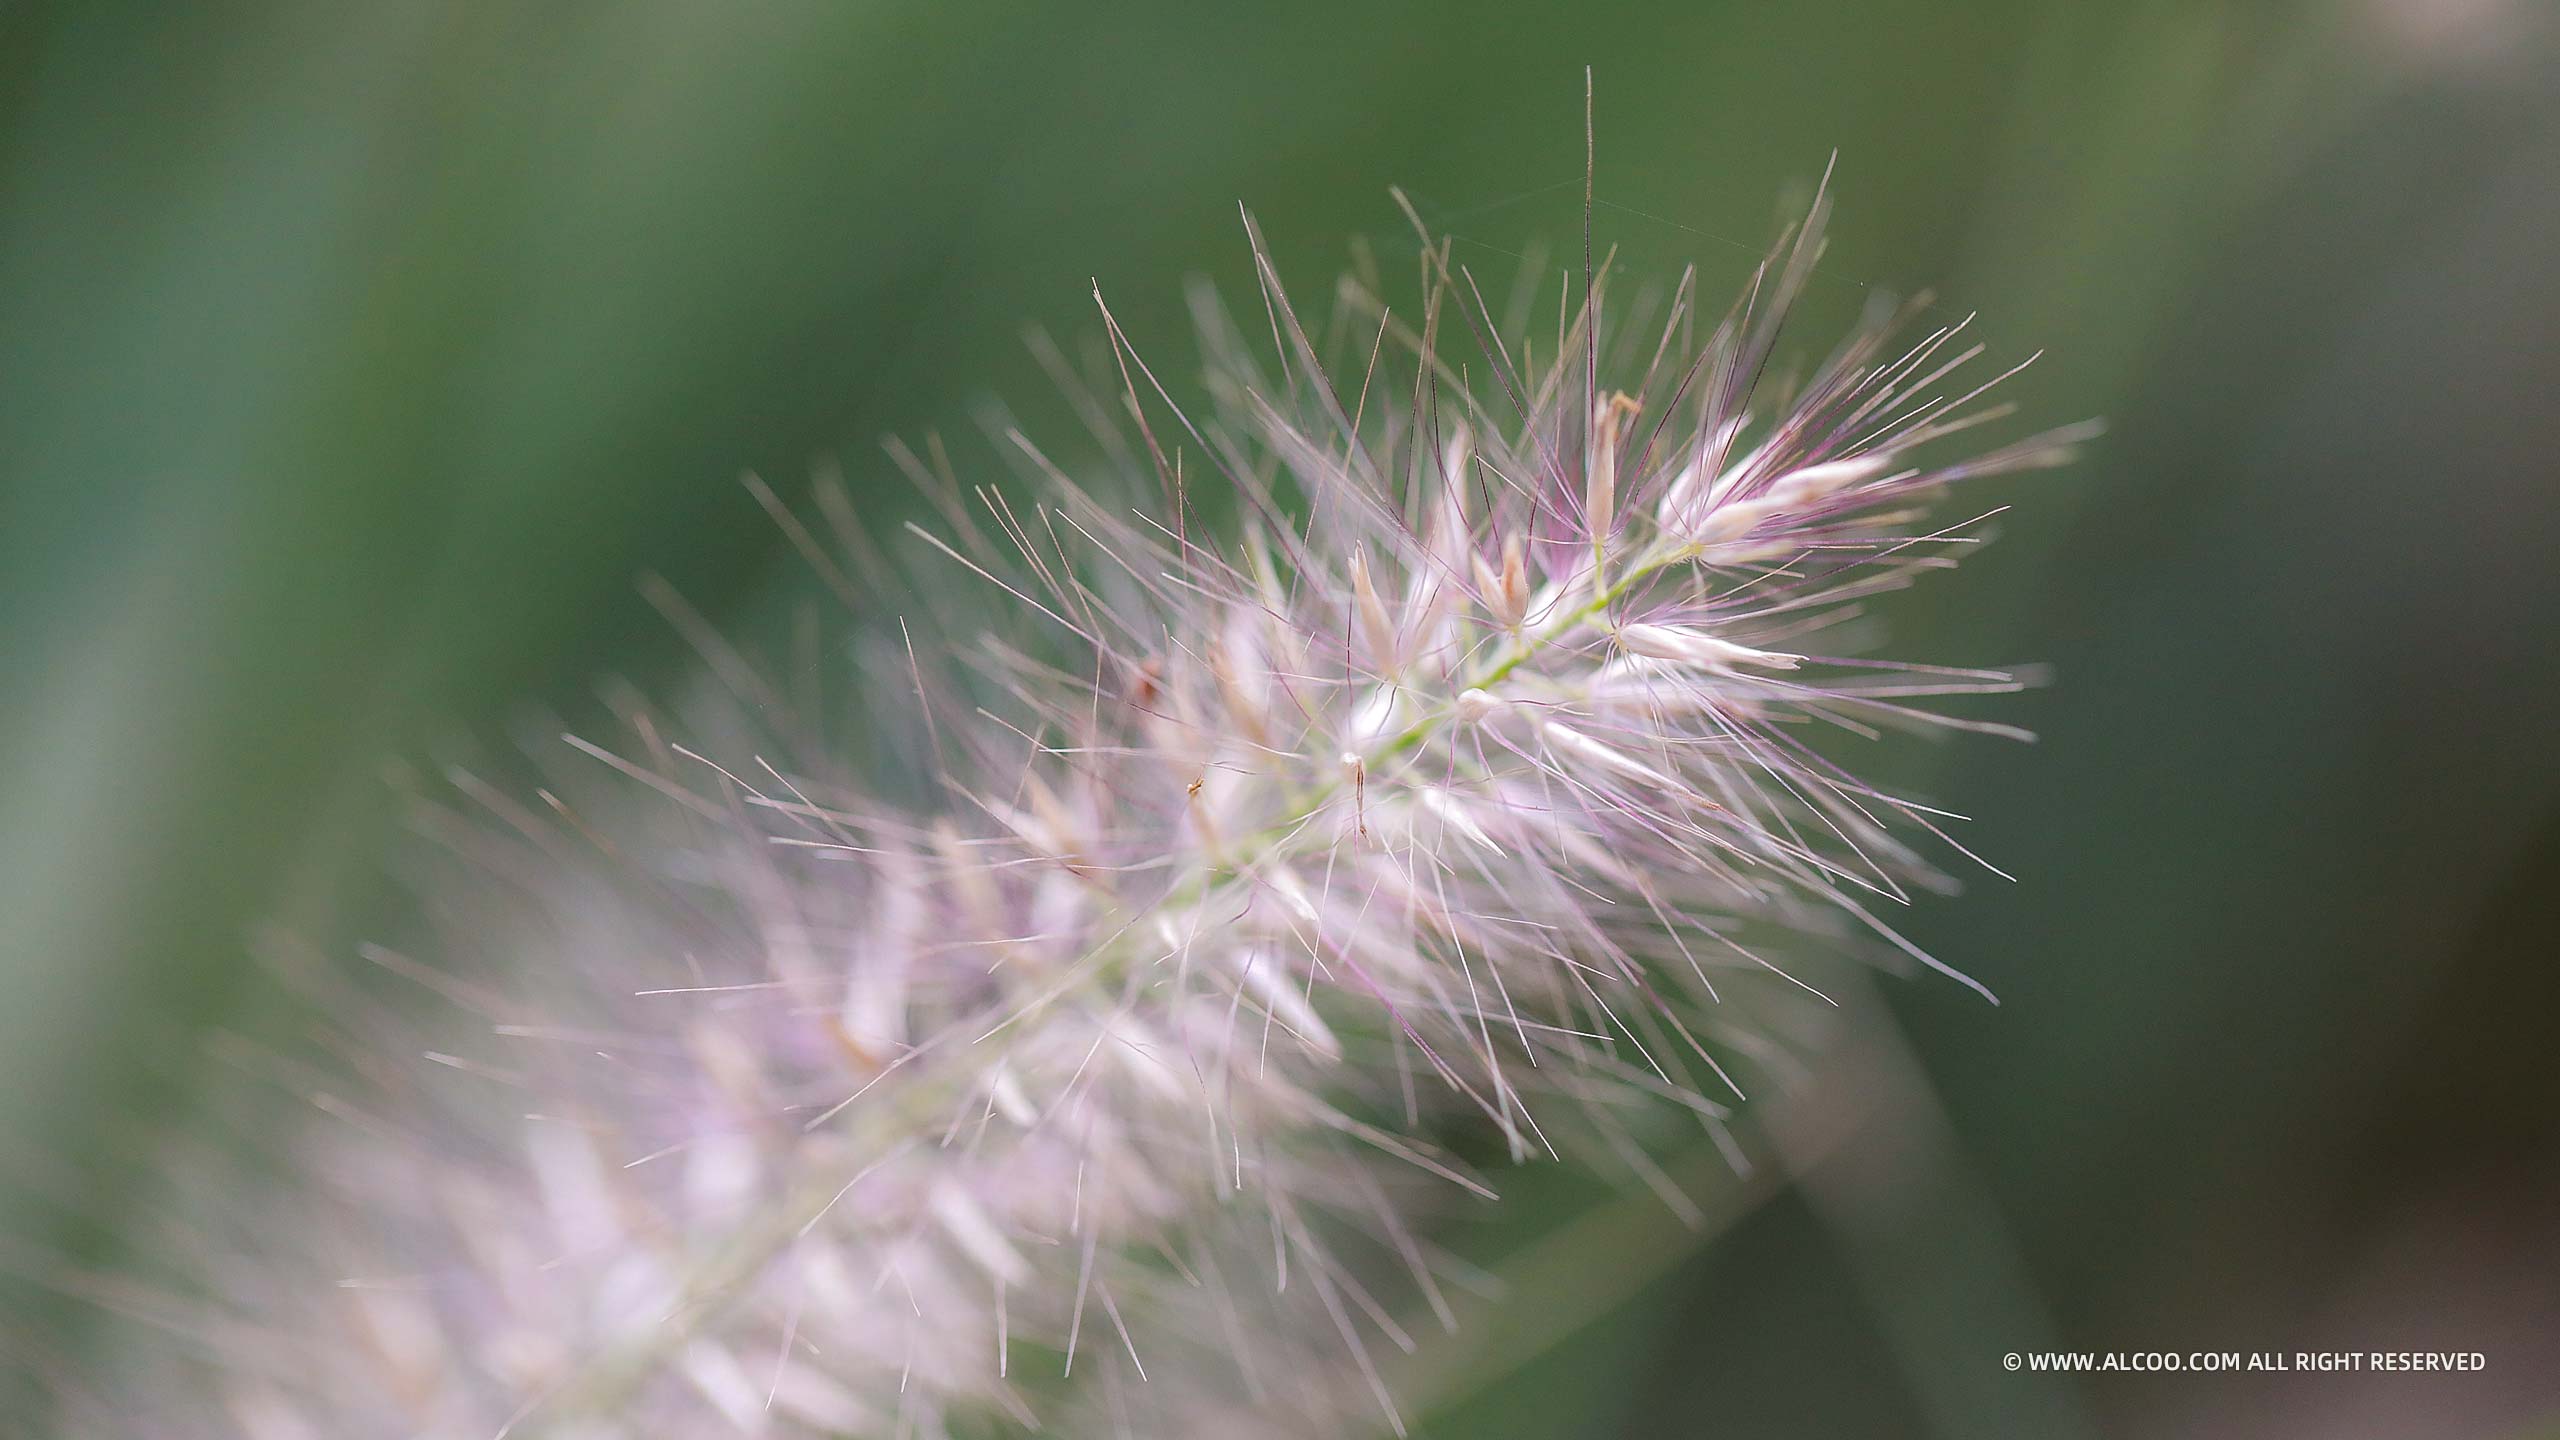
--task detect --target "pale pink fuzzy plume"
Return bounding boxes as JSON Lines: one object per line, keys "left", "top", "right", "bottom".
{"left": 57, "top": 172, "right": 2088, "bottom": 1440}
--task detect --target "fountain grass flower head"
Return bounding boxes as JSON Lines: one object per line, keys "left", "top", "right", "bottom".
{"left": 54, "top": 166, "right": 2090, "bottom": 1439}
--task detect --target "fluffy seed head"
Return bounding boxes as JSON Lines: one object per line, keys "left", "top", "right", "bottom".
{"left": 55, "top": 173, "right": 2089, "bottom": 1440}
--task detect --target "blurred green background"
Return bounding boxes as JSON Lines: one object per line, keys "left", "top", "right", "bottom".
{"left": 6, "top": 1, "right": 2559, "bottom": 1435}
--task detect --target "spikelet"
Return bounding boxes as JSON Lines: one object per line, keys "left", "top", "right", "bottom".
{"left": 55, "top": 173, "right": 2089, "bottom": 1440}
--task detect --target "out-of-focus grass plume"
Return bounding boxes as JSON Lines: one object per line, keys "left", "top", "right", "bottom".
{"left": 4, "top": 1, "right": 2558, "bottom": 1435}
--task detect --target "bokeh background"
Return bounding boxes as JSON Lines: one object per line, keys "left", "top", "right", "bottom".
{"left": 6, "top": 2, "right": 2558, "bottom": 1435}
